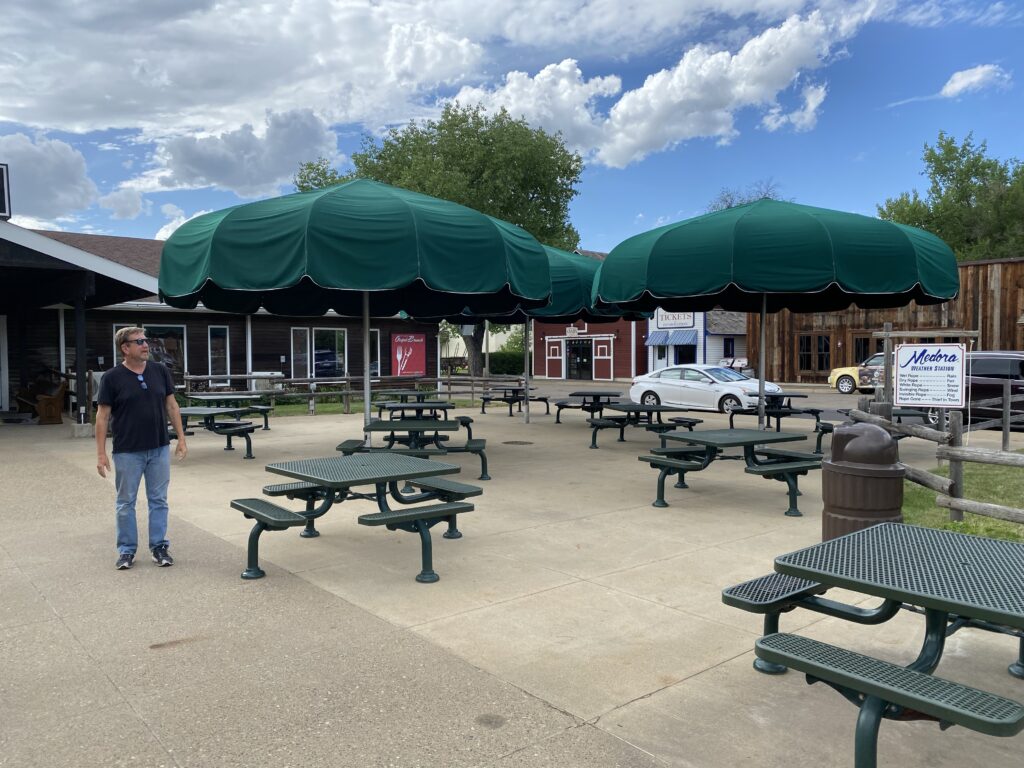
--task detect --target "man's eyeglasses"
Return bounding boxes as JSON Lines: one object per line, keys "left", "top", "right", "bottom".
{"left": 127, "top": 338, "right": 149, "bottom": 346}
{"left": 137, "top": 374, "right": 148, "bottom": 390}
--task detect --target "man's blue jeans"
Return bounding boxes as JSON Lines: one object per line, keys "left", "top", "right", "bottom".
{"left": 114, "top": 445, "right": 170, "bottom": 555}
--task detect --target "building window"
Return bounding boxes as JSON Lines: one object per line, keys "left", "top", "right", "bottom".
{"left": 114, "top": 323, "right": 187, "bottom": 382}
{"left": 291, "top": 328, "right": 309, "bottom": 379}
{"left": 798, "top": 334, "right": 831, "bottom": 372}
{"left": 313, "top": 328, "right": 347, "bottom": 378}
{"left": 723, "top": 337, "right": 735, "bottom": 357}
{"left": 655, "top": 345, "right": 666, "bottom": 361}
{"left": 208, "top": 326, "right": 229, "bottom": 384}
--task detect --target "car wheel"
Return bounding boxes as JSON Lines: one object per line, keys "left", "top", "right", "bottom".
{"left": 836, "top": 375, "right": 856, "bottom": 395}
{"left": 719, "top": 394, "right": 742, "bottom": 413}
{"left": 641, "top": 391, "right": 661, "bottom": 406}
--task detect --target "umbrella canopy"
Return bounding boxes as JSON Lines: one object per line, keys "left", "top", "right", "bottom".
{"left": 428, "top": 245, "right": 646, "bottom": 324}
{"left": 593, "top": 199, "right": 959, "bottom": 313}
{"left": 159, "top": 179, "right": 551, "bottom": 429}
{"left": 159, "top": 179, "right": 550, "bottom": 317}
{"left": 594, "top": 199, "right": 960, "bottom": 426}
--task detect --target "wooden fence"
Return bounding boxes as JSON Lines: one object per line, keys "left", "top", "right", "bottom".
{"left": 849, "top": 399, "right": 1024, "bottom": 525}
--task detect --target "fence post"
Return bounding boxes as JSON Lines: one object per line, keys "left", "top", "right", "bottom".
{"left": 948, "top": 410, "right": 964, "bottom": 522}
{"left": 1003, "top": 379, "right": 1012, "bottom": 452}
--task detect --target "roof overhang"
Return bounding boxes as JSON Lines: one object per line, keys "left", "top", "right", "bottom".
{"left": 0, "top": 220, "right": 158, "bottom": 309}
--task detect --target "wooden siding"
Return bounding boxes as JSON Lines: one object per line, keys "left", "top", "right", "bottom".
{"left": 7, "top": 307, "right": 439, "bottom": 396}
{"left": 532, "top": 318, "right": 645, "bottom": 380}
{"left": 751, "top": 258, "right": 1024, "bottom": 382}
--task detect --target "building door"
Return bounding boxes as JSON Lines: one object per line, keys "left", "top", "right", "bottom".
{"left": 673, "top": 345, "right": 697, "bottom": 364}
{"left": 0, "top": 315, "right": 7, "bottom": 410}
{"left": 566, "top": 339, "right": 592, "bottom": 380}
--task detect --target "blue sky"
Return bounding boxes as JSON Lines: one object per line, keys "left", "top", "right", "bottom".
{"left": 1, "top": 1, "right": 1021, "bottom": 252}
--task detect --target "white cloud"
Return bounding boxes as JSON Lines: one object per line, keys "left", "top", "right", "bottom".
{"left": 99, "top": 187, "right": 148, "bottom": 219}
{"left": 157, "top": 109, "right": 339, "bottom": 196}
{"left": 939, "top": 63, "right": 1012, "bottom": 97}
{"left": 888, "top": 63, "right": 1012, "bottom": 106}
{"left": 154, "top": 203, "right": 209, "bottom": 241}
{"left": 762, "top": 83, "right": 828, "bottom": 131}
{"left": 0, "top": 133, "right": 98, "bottom": 219}
{"left": 452, "top": 9, "right": 865, "bottom": 168}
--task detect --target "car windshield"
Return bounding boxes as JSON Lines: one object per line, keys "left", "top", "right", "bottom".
{"left": 706, "top": 367, "right": 748, "bottom": 382}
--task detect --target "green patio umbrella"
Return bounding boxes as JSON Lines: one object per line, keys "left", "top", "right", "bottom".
{"left": 593, "top": 199, "right": 960, "bottom": 426}
{"left": 159, "top": 179, "right": 551, "bottom": 426}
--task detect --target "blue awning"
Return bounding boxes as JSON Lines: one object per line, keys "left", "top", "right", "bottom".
{"left": 645, "top": 331, "right": 668, "bottom": 346}
{"left": 667, "top": 330, "right": 698, "bottom": 345}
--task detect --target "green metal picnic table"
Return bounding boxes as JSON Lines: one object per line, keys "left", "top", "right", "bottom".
{"left": 661, "top": 427, "right": 807, "bottom": 465}
{"left": 364, "top": 418, "right": 461, "bottom": 449}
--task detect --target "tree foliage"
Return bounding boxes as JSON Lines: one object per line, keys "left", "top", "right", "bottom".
{"left": 877, "top": 132, "right": 1024, "bottom": 261}
{"left": 706, "top": 179, "right": 786, "bottom": 212}
{"left": 295, "top": 103, "right": 584, "bottom": 375}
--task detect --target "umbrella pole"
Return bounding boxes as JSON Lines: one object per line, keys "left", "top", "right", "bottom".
{"left": 363, "top": 292, "right": 372, "bottom": 444}
{"left": 758, "top": 295, "right": 766, "bottom": 430}
{"left": 523, "top": 321, "right": 531, "bottom": 424}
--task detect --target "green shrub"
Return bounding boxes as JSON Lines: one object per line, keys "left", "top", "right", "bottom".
{"left": 487, "top": 351, "right": 531, "bottom": 375}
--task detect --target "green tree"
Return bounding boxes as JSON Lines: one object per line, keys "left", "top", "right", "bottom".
{"left": 295, "top": 103, "right": 583, "bottom": 375}
{"left": 877, "top": 132, "right": 1024, "bottom": 261}
{"left": 706, "top": 179, "right": 786, "bottom": 212}
{"left": 293, "top": 157, "right": 350, "bottom": 191}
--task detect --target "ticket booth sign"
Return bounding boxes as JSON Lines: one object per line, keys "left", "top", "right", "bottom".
{"left": 392, "top": 333, "right": 426, "bottom": 376}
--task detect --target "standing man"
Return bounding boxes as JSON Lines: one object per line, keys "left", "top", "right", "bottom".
{"left": 96, "top": 326, "right": 187, "bottom": 570}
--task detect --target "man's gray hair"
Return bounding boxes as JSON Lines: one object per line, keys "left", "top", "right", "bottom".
{"left": 115, "top": 326, "right": 145, "bottom": 351}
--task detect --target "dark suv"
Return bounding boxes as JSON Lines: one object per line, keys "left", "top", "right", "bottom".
{"left": 927, "top": 351, "right": 1024, "bottom": 427}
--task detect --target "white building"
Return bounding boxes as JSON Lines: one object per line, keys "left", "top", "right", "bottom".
{"left": 645, "top": 309, "right": 747, "bottom": 371}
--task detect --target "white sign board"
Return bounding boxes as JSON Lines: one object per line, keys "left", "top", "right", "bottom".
{"left": 655, "top": 309, "right": 694, "bottom": 328}
{"left": 894, "top": 343, "right": 966, "bottom": 408}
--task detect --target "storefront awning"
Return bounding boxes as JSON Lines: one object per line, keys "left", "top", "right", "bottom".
{"left": 667, "top": 330, "right": 698, "bottom": 345}
{"left": 645, "top": 331, "right": 668, "bottom": 346}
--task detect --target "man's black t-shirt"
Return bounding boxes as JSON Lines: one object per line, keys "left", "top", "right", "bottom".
{"left": 97, "top": 362, "right": 175, "bottom": 454}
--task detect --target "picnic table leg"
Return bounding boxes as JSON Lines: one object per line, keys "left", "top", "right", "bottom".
{"left": 753, "top": 613, "right": 788, "bottom": 675}
{"left": 443, "top": 514, "right": 462, "bottom": 539}
{"left": 653, "top": 468, "right": 673, "bottom": 507}
{"left": 299, "top": 495, "right": 321, "bottom": 538}
{"left": 781, "top": 474, "right": 802, "bottom": 517}
{"left": 616, "top": 423, "right": 626, "bottom": 442}
{"left": 589, "top": 425, "right": 601, "bottom": 449}
{"left": 242, "top": 521, "right": 269, "bottom": 579}
{"left": 414, "top": 520, "right": 439, "bottom": 583}
{"left": 1009, "top": 638, "right": 1024, "bottom": 679}
{"left": 852, "top": 697, "right": 886, "bottom": 768}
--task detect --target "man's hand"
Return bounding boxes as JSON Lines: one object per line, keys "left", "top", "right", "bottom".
{"left": 175, "top": 439, "right": 188, "bottom": 461}
{"left": 97, "top": 453, "right": 111, "bottom": 478}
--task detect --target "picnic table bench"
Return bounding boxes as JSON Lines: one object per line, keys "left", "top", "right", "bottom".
{"left": 728, "top": 405, "right": 822, "bottom": 431}
{"left": 177, "top": 406, "right": 258, "bottom": 459}
{"left": 724, "top": 524, "right": 1024, "bottom": 766}
{"left": 480, "top": 387, "right": 550, "bottom": 416}
{"left": 647, "top": 428, "right": 819, "bottom": 514}
{"left": 555, "top": 391, "right": 621, "bottom": 423}
{"left": 340, "top": 419, "right": 490, "bottom": 480}
{"left": 240, "top": 454, "right": 478, "bottom": 582}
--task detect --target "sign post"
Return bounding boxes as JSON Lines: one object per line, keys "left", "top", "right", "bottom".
{"left": 894, "top": 343, "right": 966, "bottom": 410}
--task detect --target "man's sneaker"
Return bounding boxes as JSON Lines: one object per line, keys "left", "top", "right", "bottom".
{"left": 151, "top": 546, "right": 174, "bottom": 567}
{"left": 116, "top": 553, "right": 134, "bottom": 570}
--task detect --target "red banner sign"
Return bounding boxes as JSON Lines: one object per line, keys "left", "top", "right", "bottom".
{"left": 392, "top": 333, "right": 426, "bottom": 376}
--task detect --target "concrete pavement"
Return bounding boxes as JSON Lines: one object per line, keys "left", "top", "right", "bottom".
{"left": 1, "top": 401, "right": 1020, "bottom": 767}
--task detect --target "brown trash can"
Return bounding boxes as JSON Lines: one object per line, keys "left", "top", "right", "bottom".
{"left": 822, "top": 422, "right": 905, "bottom": 541}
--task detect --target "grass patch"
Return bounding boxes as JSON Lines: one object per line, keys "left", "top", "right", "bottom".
{"left": 902, "top": 456, "right": 1024, "bottom": 543}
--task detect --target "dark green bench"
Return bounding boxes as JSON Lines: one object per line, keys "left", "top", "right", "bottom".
{"left": 244, "top": 404, "right": 273, "bottom": 430}
{"left": 638, "top": 455, "right": 705, "bottom": 506}
{"left": 210, "top": 421, "right": 256, "bottom": 459}
{"left": 443, "top": 438, "right": 490, "bottom": 480}
{"left": 755, "top": 447, "right": 823, "bottom": 462}
{"left": 232, "top": 497, "right": 308, "bottom": 579}
{"left": 744, "top": 459, "right": 821, "bottom": 516}
{"left": 357, "top": 501, "right": 474, "bottom": 582}
{"left": 814, "top": 421, "right": 834, "bottom": 454}
{"left": 587, "top": 416, "right": 629, "bottom": 448}
{"left": 668, "top": 416, "right": 702, "bottom": 430}
{"left": 755, "top": 633, "right": 1024, "bottom": 766}
{"left": 262, "top": 481, "right": 331, "bottom": 538}
{"left": 480, "top": 392, "right": 520, "bottom": 416}
{"left": 722, "top": 573, "right": 827, "bottom": 674}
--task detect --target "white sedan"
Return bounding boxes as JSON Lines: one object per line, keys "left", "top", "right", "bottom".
{"left": 629, "top": 364, "right": 782, "bottom": 413}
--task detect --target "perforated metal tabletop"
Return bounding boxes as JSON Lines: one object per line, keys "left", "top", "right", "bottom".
{"left": 775, "top": 523, "right": 1024, "bottom": 629}
{"left": 266, "top": 454, "right": 460, "bottom": 488}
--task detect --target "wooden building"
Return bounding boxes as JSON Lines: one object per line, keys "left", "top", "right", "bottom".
{"left": 532, "top": 318, "right": 646, "bottom": 381}
{"left": 1, "top": 225, "right": 441, "bottom": 413}
{"left": 750, "top": 257, "right": 1024, "bottom": 383}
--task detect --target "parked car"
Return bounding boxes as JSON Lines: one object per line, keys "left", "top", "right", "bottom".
{"left": 828, "top": 352, "right": 888, "bottom": 395}
{"left": 925, "top": 350, "right": 1024, "bottom": 427}
{"left": 629, "top": 364, "right": 782, "bottom": 413}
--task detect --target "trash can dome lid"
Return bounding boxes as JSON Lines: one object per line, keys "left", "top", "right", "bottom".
{"left": 829, "top": 421, "right": 902, "bottom": 470}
